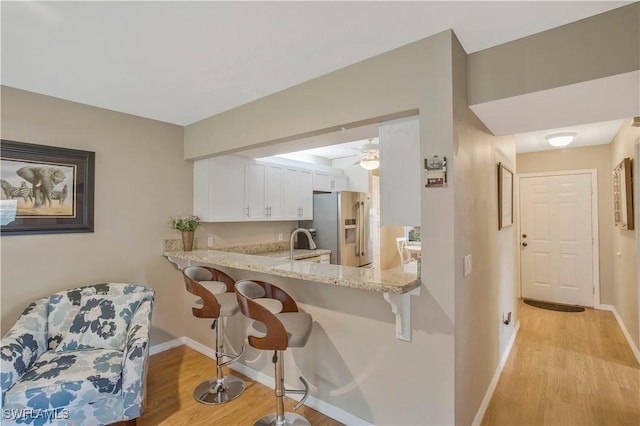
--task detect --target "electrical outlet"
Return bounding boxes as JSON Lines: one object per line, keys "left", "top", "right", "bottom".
{"left": 277, "top": 233, "right": 283, "bottom": 241}
{"left": 207, "top": 236, "right": 214, "bottom": 247}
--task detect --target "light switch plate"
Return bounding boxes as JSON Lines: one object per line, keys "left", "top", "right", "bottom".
{"left": 464, "top": 254, "right": 472, "bottom": 276}
{"left": 207, "top": 236, "right": 214, "bottom": 247}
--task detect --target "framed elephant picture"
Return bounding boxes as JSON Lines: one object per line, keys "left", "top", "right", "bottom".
{"left": 0, "top": 140, "right": 95, "bottom": 235}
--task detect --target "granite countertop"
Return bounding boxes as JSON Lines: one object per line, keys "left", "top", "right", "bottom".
{"left": 164, "top": 248, "right": 420, "bottom": 295}
{"left": 257, "top": 248, "right": 332, "bottom": 260}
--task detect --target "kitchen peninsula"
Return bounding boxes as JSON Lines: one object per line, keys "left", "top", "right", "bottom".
{"left": 164, "top": 240, "right": 421, "bottom": 341}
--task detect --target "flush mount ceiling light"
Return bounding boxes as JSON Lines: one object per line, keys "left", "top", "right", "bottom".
{"left": 546, "top": 132, "right": 576, "bottom": 148}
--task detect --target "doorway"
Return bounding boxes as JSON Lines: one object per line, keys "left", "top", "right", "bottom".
{"left": 519, "top": 170, "right": 600, "bottom": 307}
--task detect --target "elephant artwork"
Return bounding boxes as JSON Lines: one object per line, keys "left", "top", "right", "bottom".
{"left": 16, "top": 166, "right": 66, "bottom": 208}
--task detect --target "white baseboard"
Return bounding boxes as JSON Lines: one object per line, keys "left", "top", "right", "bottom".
{"left": 149, "top": 337, "right": 185, "bottom": 356}
{"left": 152, "top": 336, "right": 372, "bottom": 426}
{"left": 471, "top": 321, "right": 520, "bottom": 426}
{"left": 597, "top": 304, "right": 640, "bottom": 364}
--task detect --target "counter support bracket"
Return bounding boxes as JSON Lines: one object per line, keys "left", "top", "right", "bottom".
{"left": 383, "top": 287, "right": 421, "bottom": 342}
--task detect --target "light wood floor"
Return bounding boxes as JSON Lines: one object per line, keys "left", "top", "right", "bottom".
{"left": 138, "top": 345, "right": 343, "bottom": 426}
{"left": 482, "top": 300, "right": 640, "bottom": 426}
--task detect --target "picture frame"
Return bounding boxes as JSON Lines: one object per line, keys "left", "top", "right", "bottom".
{"left": 613, "top": 157, "right": 634, "bottom": 230}
{"left": 498, "top": 162, "right": 513, "bottom": 230}
{"left": 1, "top": 140, "right": 95, "bottom": 235}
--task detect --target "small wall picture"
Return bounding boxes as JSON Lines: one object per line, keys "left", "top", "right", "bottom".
{"left": 613, "top": 157, "right": 634, "bottom": 230}
{"left": 498, "top": 162, "right": 513, "bottom": 230}
{"left": 1, "top": 140, "right": 95, "bottom": 235}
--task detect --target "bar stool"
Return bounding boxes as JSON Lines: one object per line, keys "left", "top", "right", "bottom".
{"left": 182, "top": 266, "right": 245, "bottom": 404}
{"left": 235, "top": 279, "right": 313, "bottom": 426}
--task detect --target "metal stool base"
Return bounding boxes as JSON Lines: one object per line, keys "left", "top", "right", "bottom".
{"left": 193, "top": 375, "right": 245, "bottom": 405}
{"left": 254, "top": 412, "right": 311, "bottom": 426}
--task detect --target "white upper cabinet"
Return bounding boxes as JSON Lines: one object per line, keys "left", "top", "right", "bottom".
{"left": 284, "top": 167, "right": 313, "bottom": 220}
{"left": 195, "top": 156, "right": 309, "bottom": 222}
{"left": 379, "top": 116, "right": 421, "bottom": 226}
{"left": 313, "top": 170, "right": 348, "bottom": 192}
{"left": 264, "top": 163, "right": 284, "bottom": 220}
{"left": 246, "top": 161, "right": 267, "bottom": 220}
{"left": 194, "top": 155, "right": 248, "bottom": 222}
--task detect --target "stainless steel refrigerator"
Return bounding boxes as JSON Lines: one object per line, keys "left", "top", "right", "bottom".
{"left": 300, "top": 191, "right": 372, "bottom": 267}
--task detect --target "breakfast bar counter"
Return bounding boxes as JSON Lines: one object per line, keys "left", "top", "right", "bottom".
{"left": 164, "top": 248, "right": 420, "bottom": 295}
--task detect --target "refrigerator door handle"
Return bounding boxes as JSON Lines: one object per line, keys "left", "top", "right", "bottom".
{"left": 359, "top": 201, "right": 365, "bottom": 256}
{"left": 355, "top": 202, "right": 360, "bottom": 256}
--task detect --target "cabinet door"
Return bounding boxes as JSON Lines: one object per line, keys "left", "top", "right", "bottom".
{"left": 247, "top": 161, "right": 267, "bottom": 220}
{"left": 284, "top": 167, "right": 312, "bottom": 220}
{"left": 283, "top": 167, "right": 301, "bottom": 219}
{"left": 333, "top": 175, "right": 348, "bottom": 191}
{"left": 209, "top": 156, "right": 248, "bottom": 221}
{"left": 313, "top": 171, "right": 332, "bottom": 191}
{"left": 265, "top": 163, "right": 284, "bottom": 220}
{"left": 298, "top": 169, "right": 313, "bottom": 219}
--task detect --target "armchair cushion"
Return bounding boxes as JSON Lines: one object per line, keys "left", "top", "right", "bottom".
{"left": 55, "top": 293, "right": 145, "bottom": 352}
{"left": 47, "top": 288, "right": 96, "bottom": 351}
{"left": 4, "top": 349, "right": 123, "bottom": 410}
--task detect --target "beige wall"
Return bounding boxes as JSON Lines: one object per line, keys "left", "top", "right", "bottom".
{"left": 467, "top": 3, "right": 639, "bottom": 106}
{"left": 452, "top": 35, "right": 518, "bottom": 426}
{"left": 184, "top": 31, "right": 460, "bottom": 425}
{"left": 517, "top": 144, "right": 614, "bottom": 304}
{"left": 1, "top": 87, "right": 191, "bottom": 346}
{"left": 196, "top": 221, "right": 299, "bottom": 249}
{"left": 609, "top": 118, "right": 639, "bottom": 349}
{"left": 183, "top": 28, "right": 521, "bottom": 426}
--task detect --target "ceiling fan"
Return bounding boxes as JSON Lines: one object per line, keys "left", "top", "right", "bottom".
{"left": 352, "top": 139, "right": 380, "bottom": 170}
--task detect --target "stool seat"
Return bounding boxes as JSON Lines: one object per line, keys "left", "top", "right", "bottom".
{"left": 248, "top": 312, "right": 312, "bottom": 348}
{"left": 195, "top": 292, "right": 240, "bottom": 317}
{"left": 199, "top": 280, "right": 227, "bottom": 294}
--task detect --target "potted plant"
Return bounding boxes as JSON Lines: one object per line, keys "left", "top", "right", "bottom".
{"left": 170, "top": 215, "right": 200, "bottom": 251}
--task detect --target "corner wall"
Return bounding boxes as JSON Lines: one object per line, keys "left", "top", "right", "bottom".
{"left": 184, "top": 31, "right": 459, "bottom": 425}
{"left": 609, "top": 118, "right": 639, "bottom": 349}
{"left": 0, "top": 87, "right": 191, "bottom": 346}
{"left": 451, "top": 36, "right": 518, "bottom": 425}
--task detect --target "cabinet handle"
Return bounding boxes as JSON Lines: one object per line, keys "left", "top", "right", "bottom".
{"left": 246, "top": 206, "right": 249, "bottom": 217}
{"left": 269, "top": 206, "right": 272, "bottom": 216}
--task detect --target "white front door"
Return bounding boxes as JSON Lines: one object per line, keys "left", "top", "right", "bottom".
{"left": 520, "top": 173, "right": 594, "bottom": 307}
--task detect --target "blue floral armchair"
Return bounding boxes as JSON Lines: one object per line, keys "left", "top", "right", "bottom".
{"left": 1, "top": 283, "right": 154, "bottom": 426}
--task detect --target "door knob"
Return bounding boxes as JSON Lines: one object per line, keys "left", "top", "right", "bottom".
{"left": 522, "top": 234, "right": 527, "bottom": 238}
{"left": 522, "top": 242, "right": 528, "bottom": 247}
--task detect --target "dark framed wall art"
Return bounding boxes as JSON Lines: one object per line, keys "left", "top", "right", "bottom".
{"left": 0, "top": 140, "right": 95, "bottom": 235}
{"left": 498, "top": 162, "right": 514, "bottom": 230}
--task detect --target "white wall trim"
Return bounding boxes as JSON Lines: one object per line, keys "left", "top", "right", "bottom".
{"left": 517, "top": 169, "right": 600, "bottom": 308}
{"left": 150, "top": 337, "right": 372, "bottom": 426}
{"left": 472, "top": 321, "right": 521, "bottom": 426}
{"left": 598, "top": 304, "right": 640, "bottom": 364}
{"left": 149, "top": 337, "right": 185, "bottom": 356}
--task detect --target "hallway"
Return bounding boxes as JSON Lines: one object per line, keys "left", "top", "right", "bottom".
{"left": 482, "top": 300, "right": 640, "bottom": 426}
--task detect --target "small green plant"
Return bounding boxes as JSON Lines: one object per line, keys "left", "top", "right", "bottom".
{"left": 170, "top": 215, "right": 200, "bottom": 232}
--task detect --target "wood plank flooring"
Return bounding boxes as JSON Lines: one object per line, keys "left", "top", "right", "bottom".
{"left": 137, "top": 345, "right": 343, "bottom": 426}
{"left": 482, "top": 300, "right": 640, "bottom": 426}
{"left": 139, "top": 300, "right": 639, "bottom": 426}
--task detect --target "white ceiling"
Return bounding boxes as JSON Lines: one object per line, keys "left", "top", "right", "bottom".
{"left": 515, "top": 119, "right": 625, "bottom": 154}
{"left": 1, "top": 1, "right": 631, "bottom": 127}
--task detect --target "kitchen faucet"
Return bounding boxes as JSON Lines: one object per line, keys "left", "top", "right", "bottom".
{"left": 290, "top": 228, "right": 316, "bottom": 260}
